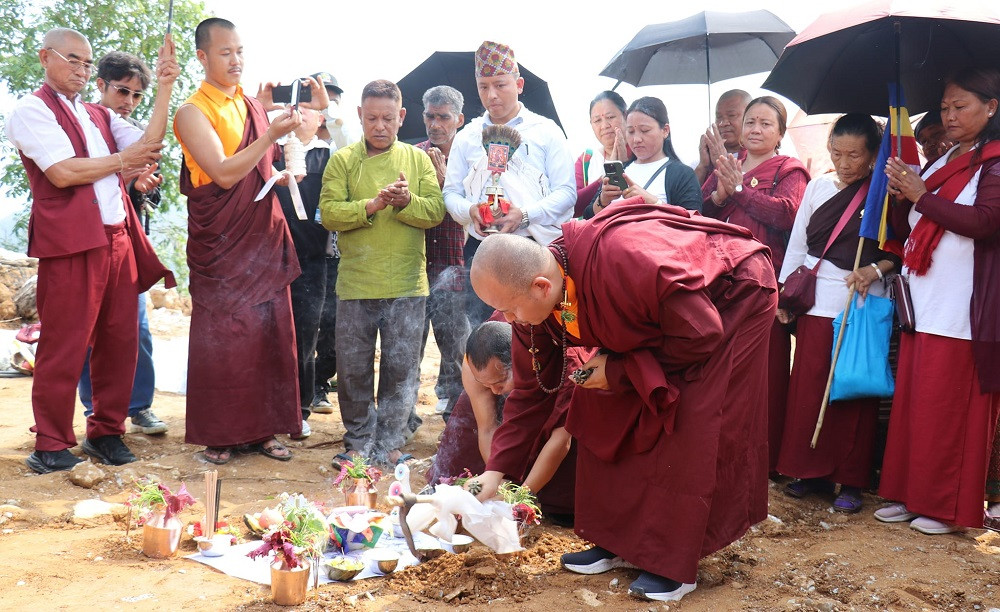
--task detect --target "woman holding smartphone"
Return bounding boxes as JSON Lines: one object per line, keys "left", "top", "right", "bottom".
{"left": 584, "top": 96, "right": 702, "bottom": 217}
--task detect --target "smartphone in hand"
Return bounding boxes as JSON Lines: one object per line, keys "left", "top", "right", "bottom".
{"left": 604, "top": 161, "right": 628, "bottom": 190}
{"left": 273, "top": 82, "right": 313, "bottom": 105}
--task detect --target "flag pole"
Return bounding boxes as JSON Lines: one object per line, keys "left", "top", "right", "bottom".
{"left": 894, "top": 22, "right": 902, "bottom": 161}
{"left": 810, "top": 239, "right": 865, "bottom": 448}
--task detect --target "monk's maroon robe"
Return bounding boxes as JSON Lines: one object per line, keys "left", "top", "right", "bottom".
{"left": 702, "top": 154, "right": 809, "bottom": 471}
{"left": 180, "top": 95, "right": 302, "bottom": 446}
{"left": 488, "top": 200, "right": 775, "bottom": 583}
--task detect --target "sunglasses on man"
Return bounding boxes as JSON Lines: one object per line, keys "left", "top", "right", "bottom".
{"left": 107, "top": 82, "right": 145, "bottom": 102}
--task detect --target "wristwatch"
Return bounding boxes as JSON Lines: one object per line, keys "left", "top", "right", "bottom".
{"left": 519, "top": 209, "right": 530, "bottom": 229}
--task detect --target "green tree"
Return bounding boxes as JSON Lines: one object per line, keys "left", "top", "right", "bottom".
{"left": 0, "top": 0, "right": 209, "bottom": 289}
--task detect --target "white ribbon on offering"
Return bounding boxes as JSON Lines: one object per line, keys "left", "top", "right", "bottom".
{"left": 254, "top": 170, "right": 307, "bottom": 220}
{"left": 404, "top": 484, "right": 522, "bottom": 555}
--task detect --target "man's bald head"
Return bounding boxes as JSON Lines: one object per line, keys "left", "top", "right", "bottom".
{"left": 470, "top": 234, "right": 562, "bottom": 326}
{"left": 471, "top": 234, "right": 552, "bottom": 294}
{"left": 40, "top": 28, "right": 93, "bottom": 98}
{"left": 42, "top": 27, "right": 88, "bottom": 49}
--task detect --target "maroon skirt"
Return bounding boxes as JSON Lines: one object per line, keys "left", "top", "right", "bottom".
{"left": 776, "top": 315, "right": 879, "bottom": 487}
{"left": 879, "top": 332, "right": 1000, "bottom": 527}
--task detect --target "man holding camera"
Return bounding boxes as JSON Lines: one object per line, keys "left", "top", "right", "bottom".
{"left": 174, "top": 18, "right": 310, "bottom": 464}
{"left": 6, "top": 27, "right": 177, "bottom": 473}
{"left": 442, "top": 40, "right": 576, "bottom": 326}
{"left": 76, "top": 50, "right": 167, "bottom": 437}
{"left": 319, "top": 79, "right": 444, "bottom": 466}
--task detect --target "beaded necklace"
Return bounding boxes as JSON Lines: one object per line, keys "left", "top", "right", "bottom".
{"left": 528, "top": 245, "right": 574, "bottom": 394}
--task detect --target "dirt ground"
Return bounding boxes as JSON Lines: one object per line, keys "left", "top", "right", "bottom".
{"left": 1, "top": 312, "right": 1000, "bottom": 611}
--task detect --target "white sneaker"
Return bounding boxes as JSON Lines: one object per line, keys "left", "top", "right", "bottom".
{"left": 874, "top": 503, "right": 917, "bottom": 523}
{"left": 290, "top": 420, "right": 311, "bottom": 440}
{"left": 909, "top": 516, "right": 961, "bottom": 535}
{"left": 434, "top": 398, "right": 449, "bottom": 414}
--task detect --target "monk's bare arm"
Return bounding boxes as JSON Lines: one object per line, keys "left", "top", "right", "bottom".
{"left": 522, "top": 426, "right": 571, "bottom": 493}
{"left": 174, "top": 105, "right": 298, "bottom": 189}
{"left": 463, "top": 360, "right": 500, "bottom": 462}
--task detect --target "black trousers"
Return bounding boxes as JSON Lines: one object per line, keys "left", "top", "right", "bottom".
{"left": 289, "top": 256, "right": 330, "bottom": 417}
{"left": 314, "top": 256, "right": 340, "bottom": 395}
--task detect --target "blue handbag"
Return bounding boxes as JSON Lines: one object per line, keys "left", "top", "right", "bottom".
{"left": 830, "top": 294, "right": 895, "bottom": 401}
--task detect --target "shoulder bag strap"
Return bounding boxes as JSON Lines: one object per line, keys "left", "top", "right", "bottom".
{"left": 812, "top": 180, "right": 870, "bottom": 271}
{"left": 642, "top": 159, "right": 671, "bottom": 191}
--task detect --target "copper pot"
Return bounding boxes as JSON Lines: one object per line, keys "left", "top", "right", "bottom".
{"left": 344, "top": 478, "right": 377, "bottom": 509}
{"left": 141, "top": 514, "right": 182, "bottom": 559}
{"left": 270, "top": 560, "right": 310, "bottom": 606}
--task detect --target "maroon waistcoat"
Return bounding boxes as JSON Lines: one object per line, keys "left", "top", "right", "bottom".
{"left": 20, "top": 83, "right": 174, "bottom": 290}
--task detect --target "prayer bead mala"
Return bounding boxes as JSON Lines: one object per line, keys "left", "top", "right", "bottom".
{"left": 528, "top": 245, "right": 572, "bottom": 394}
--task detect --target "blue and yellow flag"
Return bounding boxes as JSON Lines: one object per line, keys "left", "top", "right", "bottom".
{"left": 859, "top": 83, "right": 920, "bottom": 255}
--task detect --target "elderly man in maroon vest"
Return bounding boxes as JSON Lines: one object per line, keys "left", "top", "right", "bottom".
{"left": 5, "top": 27, "right": 178, "bottom": 474}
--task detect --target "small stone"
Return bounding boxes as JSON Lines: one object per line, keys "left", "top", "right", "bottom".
{"left": 609, "top": 578, "right": 619, "bottom": 588}
{"left": 819, "top": 521, "right": 831, "bottom": 530}
{"left": 94, "top": 556, "right": 103, "bottom": 562}
{"left": 344, "top": 594, "right": 358, "bottom": 607}
{"left": 16, "top": 581, "right": 25, "bottom": 586}
{"left": 178, "top": 569, "right": 186, "bottom": 574}
{"left": 0, "top": 504, "right": 25, "bottom": 520}
{"left": 317, "top": 466, "right": 329, "bottom": 475}
{"left": 574, "top": 588, "right": 602, "bottom": 607}
{"left": 68, "top": 462, "right": 106, "bottom": 489}
{"left": 475, "top": 566, "right": 496, "bottom": 577}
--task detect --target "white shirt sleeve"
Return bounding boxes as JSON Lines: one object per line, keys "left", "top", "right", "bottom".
{"left": 519, "top": 121, "right": 575, "bottom": 226}
{"left": 4, "top": 95, "right": 76, "bottom": 171}
{"left": 109, "top": 110, "right": 143, "bottom": 149}
{"left": 443, "top": 128, "right": 477, "bottom": 226}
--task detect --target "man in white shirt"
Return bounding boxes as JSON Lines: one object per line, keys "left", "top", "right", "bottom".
{"left": 5, "top": 27, "right": 177, "bottom": 473}
{"left": 442, "top": 40, "right": 575, "bottom": 326}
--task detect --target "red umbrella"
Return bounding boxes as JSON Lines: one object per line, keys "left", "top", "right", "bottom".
{"left": 762, "top": 0, "right": 1000, "bottom": 115}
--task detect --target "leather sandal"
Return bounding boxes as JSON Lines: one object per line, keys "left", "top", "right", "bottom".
{"left": 204, "top": 447, "right": 233, "bottom": 465}
{"left": 255, "top": 438, "right": 292, "bottom": 462}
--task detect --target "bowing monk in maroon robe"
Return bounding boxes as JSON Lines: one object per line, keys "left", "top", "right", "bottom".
{"left": 468, "top": 200, "right": 776, "bottom": 602}
{"left": 174, "top": 18, "right": 308, "bottom": 462}
{"left": 701, "top": 132, "right": 810, "bottom": 473}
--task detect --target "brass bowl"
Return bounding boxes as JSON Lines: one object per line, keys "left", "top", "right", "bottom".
{"left": 369, "top": 550, "right": 400, "bottom": 574}
{"left": 325, "top": 558, "right": 364, "bottom": 581}
{"left": 417, "top": 546, "right": 446, "bottom": 560}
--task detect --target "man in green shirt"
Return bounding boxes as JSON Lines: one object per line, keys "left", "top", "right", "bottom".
{"left": 319, "top": 79, "right": 445, "bottom": 465}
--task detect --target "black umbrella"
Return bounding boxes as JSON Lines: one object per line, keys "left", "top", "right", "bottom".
{"left": 396, "top": 51, "right": 564, "bottom": 144}
{"left": 600, "top": 10, "right": 795, "bottom": 110}
{"left": 762, "top": 0, "right": 1000, "bottom": 115}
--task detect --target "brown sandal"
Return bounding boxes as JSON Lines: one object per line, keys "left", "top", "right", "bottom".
{"left": 256, "top": 438, "right": 292, "bottom": 461}
{"left": 204, "top": 447, "right": 233, "bottom": 465}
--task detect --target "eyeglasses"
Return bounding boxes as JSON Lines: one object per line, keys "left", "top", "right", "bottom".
{"left": 108, "top": 82, "right": 145, "bottom": 102}
{"left": 45, "top": 47, "right": 95, "bottom": 74}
